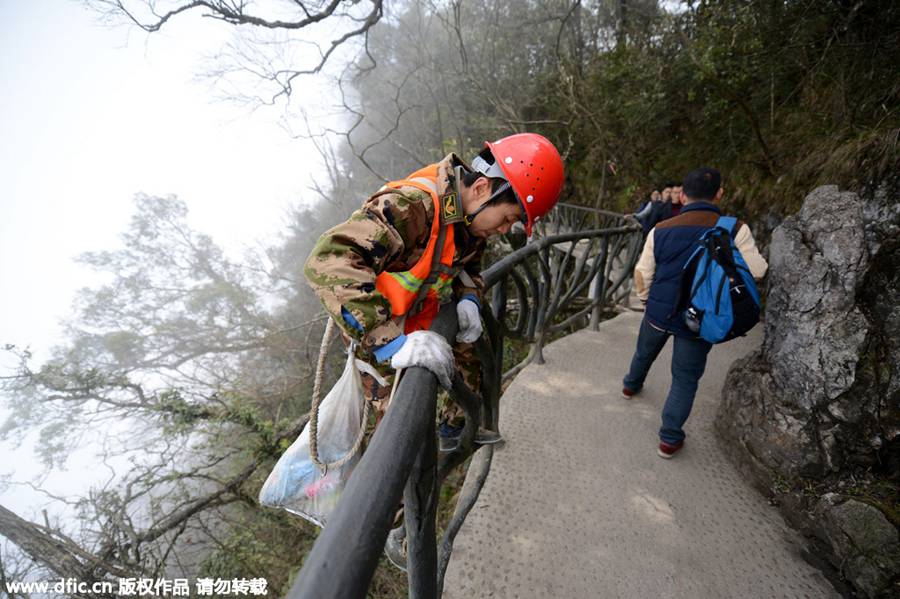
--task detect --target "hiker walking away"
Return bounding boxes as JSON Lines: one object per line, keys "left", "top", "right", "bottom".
{"left": 621, "top": 167, "right": 768, "bottom": 458}
{"left": 304, "top": 133, "right": 565, "bottom": 452}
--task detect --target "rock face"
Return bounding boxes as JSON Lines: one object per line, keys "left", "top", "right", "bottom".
{"left": 716, "top": 185, "right": 900, "bottom": 597}
{"left": 815, "top": 494, "right": 900, "bottom": 598}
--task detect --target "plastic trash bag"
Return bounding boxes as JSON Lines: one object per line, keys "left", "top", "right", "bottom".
{"left": 259, "top": 346, "right": 370, "bottom": 527}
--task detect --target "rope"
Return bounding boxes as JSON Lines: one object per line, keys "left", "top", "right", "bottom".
{"left": 308, "top": 317, "right": 372, "bottom": 475}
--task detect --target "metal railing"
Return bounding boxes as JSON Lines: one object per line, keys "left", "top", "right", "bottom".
{"left": 541, "top": 201, "right": 629, "bottom": 234}
{"left": 538, "top": 202, "right": 641, "bottom": 307}
{"left": 288, "top": 208, "right": 642, "bottom": 599}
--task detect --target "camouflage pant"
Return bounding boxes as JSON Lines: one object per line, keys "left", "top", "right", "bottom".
{"left": 354, "top": 339, "right": 481, "bottom": 427}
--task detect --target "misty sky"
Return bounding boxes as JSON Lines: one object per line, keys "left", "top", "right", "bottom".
{"left": 0, "top": 0, "right": 331, "bottom": 518}
{"left": 0, "top": 0, "right": 328, "bottom": 357}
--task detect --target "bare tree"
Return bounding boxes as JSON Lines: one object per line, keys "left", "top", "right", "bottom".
{"left": 1, "top": 537, "right": 42, "bottom": 599}
{"left": 0, "top": 194, "right": 342, "bottom": 592}
{"left": 86, "top": 0, "right": 384, "bottom": 106}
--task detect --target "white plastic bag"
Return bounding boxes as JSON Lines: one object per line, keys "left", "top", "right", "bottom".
{"left": 258, "top": 346, "right": 367, "bottom": 527}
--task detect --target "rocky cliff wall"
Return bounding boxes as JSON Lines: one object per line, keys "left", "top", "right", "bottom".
{"left": 716, "top": 185, "right": 900, "bottom": 598}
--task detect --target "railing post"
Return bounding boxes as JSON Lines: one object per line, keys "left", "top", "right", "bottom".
{"left": 405, "top": 412, "right": 438, "bottom": 599}
{"left": 589, "top": 272, "right": 602, "bottom": 331}
{"left": 589, "top": 269, "right": 608, "bottom": 331}
{"left": 532, "top": 331, "right": 546, "bottom": 365}
{"left": 532, "top": 246, "right": 550, "bottom": 365}
{"left": 590, "top": 236, "right": 611, "bottom": 330}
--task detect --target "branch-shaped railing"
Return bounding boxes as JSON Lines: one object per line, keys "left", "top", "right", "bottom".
{"left": 539, "top": 202, "right": 642, "bottom": 307}
{"left": 541, "top": 201, "right": 630, "bottom": 234}
{"left": 288, "top": 208, "right": 642, "bottom": 599}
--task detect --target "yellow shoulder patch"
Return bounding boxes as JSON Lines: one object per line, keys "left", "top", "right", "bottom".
{"left": 442, "top": 192, "right": 463, "bottom": 224}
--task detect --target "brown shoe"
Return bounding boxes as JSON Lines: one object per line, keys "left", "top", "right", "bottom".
{"left": 475, "top": 428, "right": 503, "bottom": 445}
{"left": 384, "top": 525, "right": 407, "bottom": 572}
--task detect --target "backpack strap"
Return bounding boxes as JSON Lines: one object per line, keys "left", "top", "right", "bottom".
{"left": 716, "top": 216, "right": 738, "bottom": 236}
{"left": 670, "top": 215, "right": 735, "bottom": 318}
{"left": 710, "top": 216, "right": 743, "bottom": 282}
{"left": 670, "top": 244, "right": 707, "bottom": 319}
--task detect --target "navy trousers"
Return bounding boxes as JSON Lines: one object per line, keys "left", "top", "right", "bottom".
{"left": 623, "top": 317, "right": 713, "bottom": 444}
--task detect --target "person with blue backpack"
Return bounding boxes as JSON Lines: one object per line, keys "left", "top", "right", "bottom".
{"left": 622, "top": 167, "right": 769, "bottom": 458}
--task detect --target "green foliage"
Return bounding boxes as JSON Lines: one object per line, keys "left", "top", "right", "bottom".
{"left": 342, "top": 0, "right": 898, "bottom": 223}
{"left": 198, "top": 508, "right": 317, "bottom": 595}
{"left": 772, "top": 472, "right": 791, "bottom": 495}
{"left": 535, "top": 0, "right": 900, "bottom": 221}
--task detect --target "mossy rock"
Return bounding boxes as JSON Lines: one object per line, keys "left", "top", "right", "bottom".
{"left": 816, "top": 493, "right": 900, "bottom": 598}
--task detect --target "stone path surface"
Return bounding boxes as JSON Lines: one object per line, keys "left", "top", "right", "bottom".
{"left": 444, "top": 310, "right": 839, "bottom": 599}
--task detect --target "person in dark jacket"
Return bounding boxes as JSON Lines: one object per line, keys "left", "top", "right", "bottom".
{"left": 635, "top": 181, "right": 681, "bottom": 234}
{"left": 622, "top": 168, "right": 768, "bottom": 458}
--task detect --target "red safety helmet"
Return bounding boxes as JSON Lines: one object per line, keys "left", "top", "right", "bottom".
{"left": 484, "top": 133, "right": 564, "bottom": 235}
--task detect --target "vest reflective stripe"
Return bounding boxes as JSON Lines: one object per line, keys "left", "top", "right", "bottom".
{"left": 374, "top": 165, "right": 458, "bottom": 333}
{"left": 385, "top": 270, "right": 421, "bottom": 294}
{"left": 432, "top": 276, "right": 454, "bottom": 297}
{"left": 381, "top": 269, "right": 455, "bottom": 300}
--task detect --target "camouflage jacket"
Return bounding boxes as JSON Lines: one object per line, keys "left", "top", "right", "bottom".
{"left": 304, "top": 153, "right": 486, "bottom": 352}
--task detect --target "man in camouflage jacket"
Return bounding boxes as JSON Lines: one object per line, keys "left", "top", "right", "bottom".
{"left": 305, "top": 153, "right": 492, "bottom": 428}
{"left": 304, "top": 134, "right": 565, "bottom": 437}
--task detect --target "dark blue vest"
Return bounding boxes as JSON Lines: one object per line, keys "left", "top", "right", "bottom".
{"left": 645, "top": 202, "right": 724, "bottom": 337}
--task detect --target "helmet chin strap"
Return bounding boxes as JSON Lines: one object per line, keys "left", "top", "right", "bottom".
{"left": 464, "top": 200, "right": 490, "bottom": 226}
{"left": 463, "top": 179, "right": 512, "bottom": 227}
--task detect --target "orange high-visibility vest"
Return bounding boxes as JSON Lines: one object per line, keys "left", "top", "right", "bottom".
{"left": 374, "top": 164, "right": 457, "bottom": 334}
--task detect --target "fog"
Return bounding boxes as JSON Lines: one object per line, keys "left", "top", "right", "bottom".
{"left": 0, "top": 0, "right": 325, "bottom": 521}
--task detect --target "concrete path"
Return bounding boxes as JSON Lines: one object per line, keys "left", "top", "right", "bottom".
{"left": 444, "top": 310, "right": 839, "bottom": 599}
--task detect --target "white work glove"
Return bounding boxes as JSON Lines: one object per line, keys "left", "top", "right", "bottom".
{"left": 390, "top": 330, "right": 455, "bottom": 390}
{"left": 456, "top": 298, "right": 483, "bottom": 344}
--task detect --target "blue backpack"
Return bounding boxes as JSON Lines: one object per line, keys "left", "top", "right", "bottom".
{"left": 676, "top": 216, "right": 761, "bottom": 344}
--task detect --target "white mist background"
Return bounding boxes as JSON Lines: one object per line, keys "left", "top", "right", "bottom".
{"left": 0, "top": 0, "right": 330, "bottom": 525}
